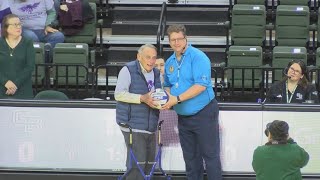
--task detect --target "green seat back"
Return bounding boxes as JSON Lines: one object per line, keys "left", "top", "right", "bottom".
{"left": 231, "top": 4, "right": 266, "bottom": 46}
{"left": 272, "top": 46, "right": 307, "bottom": 81}
{"left": 227, "top": 46, "right": 263, "bottom": 88}
{"left": 315, "top": 48, "right": 320, "bottom": 67}
{"left": 314, "top": 48, "right": 320, "bottom": 83}
{"left": 34, "top": 90, "right": 69, "bottom": 100}
{"left": 32, "top": 42, "right": 45, "bottom": 85}
{"left": 236, "top": 0, "right": 265, "bottom": 5}
{"left": 53, "top": 43, "right": 89, "bottom": 85}
{"left": 279, "top": 0, "right": 309, "bottom": 6}
{"left": 317, "top": 13, "right": 320, "bottom": 46}
{"left": 275, "top": 5, "right": 309, "bottom": 47}
{"left": 64, "top": 3, "right": 97, "bottom": 45}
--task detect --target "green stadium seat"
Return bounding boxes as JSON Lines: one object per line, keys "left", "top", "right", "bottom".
{"left": 227, "top": 46, "right": 263, "bottom": 88}
{"left": 316, "top": 48, "right": 320, "bottom": 67}
{"left": 317, "top": 12, "right": 320, "bottom": 47}
{"left": 231, "top": 4, "right": 266, "bottom": 46}
{"left": 272, "top": 46, "right": 307, "bottom": 81}
{"left": 312, "top": 48, "right": 320, "bottom": 85}
{"left": 278, "top": 0, "right": 309, "bottom": 6}
{"left": 32, "top": 42, "right": 45, "bottom": 86}
{"left": 275, "top": 5, "right": 310, "bottom": 47}
{"left": 52, "top": 43, "right": 90, "bottom": 86}
{"left": 235, "top": 0, "right": 266, "bottom": 5}
{"left": 34, "top": 90, "right": 69, "bottom": 100}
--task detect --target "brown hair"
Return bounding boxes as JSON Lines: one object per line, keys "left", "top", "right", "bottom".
{"left": 283, "top": 60, "right": 309, "bottom": 88}
{"left": 1, "top": 14, "right": 20, "bottom": 38}
{"left": 166, "top": 24, "right": 186, "bottom": 39}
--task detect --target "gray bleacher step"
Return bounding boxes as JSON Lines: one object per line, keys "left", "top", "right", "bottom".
{"left": 102, "top": 0, "right": 277, "bottom": 6}
{"left": 105, "top": 46, "right": 226, "bottom": 64}
{"left": 108, "top": 0, "right": 229, "bottom": 5}
{"left": 108, "top": 0, "right": 185, "bottom": 5}
{"left": 97, "top": 35, "right": 228, "bottom": 46}
{"left": 112, "top": 6, "right": 228, "bottom": 22}
{"left": 185, "top": 0, "right": 229, "bottom": 5}
{"left": 111, "top": 21, "right": 227, "bottom": 36}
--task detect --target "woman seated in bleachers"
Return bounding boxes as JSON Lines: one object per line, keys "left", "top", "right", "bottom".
{"left": 265, "top": 60, "right": 319, "bottom": 103}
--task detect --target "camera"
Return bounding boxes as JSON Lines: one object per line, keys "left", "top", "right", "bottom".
{"left": 264, "top": 120, "right": 289, "bottom": 140}
{"left": 264, "top": 123, "right": 271, "bottom": 137}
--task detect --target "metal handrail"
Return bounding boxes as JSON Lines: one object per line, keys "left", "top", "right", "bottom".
{"left": 95, "top": 64, "right": 124, "bottom": 99}
{"left": 33, "top": 64, "right": 90, "bottom": 99}
{"left": 156, "top": 2, "right": 167, "bottom": 57}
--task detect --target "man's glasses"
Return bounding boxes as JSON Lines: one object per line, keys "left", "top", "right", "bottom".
{"left": 8, "top": 23, "right": 23, "bottom": 28}
{"left": 169, "top": 37, "right": 186, "bottom": 43}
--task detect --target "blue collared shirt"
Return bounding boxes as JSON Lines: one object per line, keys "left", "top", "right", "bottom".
{"left": 164, "top": 45, "right": 215, "bottom": 115}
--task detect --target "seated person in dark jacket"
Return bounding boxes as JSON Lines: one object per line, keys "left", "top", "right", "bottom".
{"left": 252, "top": 120, "right": 309, "bottom": 180}
{"left": 53, "top": 0, "right": 94, "bottom": 35}
{"left": 265, "top": 60, "right": 319, "bottom": 103}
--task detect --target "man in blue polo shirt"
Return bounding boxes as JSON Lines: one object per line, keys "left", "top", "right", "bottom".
{"left": 162, "top": 24, "right": 222, "bottom": 180}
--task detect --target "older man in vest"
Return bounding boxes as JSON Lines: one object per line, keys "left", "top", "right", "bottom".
{"left": 115, "top": 44, "right": 161, "bottom": 180}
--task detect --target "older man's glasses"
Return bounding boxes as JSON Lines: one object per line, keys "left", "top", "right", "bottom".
{"left": 8, "top": 23, "right": 23, "bottom": 28}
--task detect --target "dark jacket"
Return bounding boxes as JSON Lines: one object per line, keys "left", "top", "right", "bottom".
{"left": 58, "top": 0, "right": 94, "bottom": 35}
{"left": 265, "top": 81, "right": 319, "bottom": 103}
{"left": 116, "top": 60, "right": 162, "bottom": 132}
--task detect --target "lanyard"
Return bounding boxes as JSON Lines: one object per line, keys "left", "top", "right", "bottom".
{"left": 174, "top": 55, "right": 185, "bottom": 88}
{"left": 285, "top": 81, "right": 298, "bottom": 103}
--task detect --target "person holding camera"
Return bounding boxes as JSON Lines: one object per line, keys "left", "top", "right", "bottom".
{"left": 252, "top": 120, "right": 309, "bottom": 180}
{"left": 265, "top": 60, "right": 319, "bottom": 103}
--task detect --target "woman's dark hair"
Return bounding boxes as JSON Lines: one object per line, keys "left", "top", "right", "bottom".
{"left": 265, "top": 120, "right": 289, "bottom": 143}
{"left": 1, "top": 14, "right": 20, "bottom": 38}
{"left": 283, "top": 60, "right": 308, "bottom": 88}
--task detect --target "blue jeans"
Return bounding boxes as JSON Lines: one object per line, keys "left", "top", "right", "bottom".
{"left": 178, "top": 99, "right": 222, "bottom": 180}
{"left": 22, "top": 28, "right": 65, "bottom": 48}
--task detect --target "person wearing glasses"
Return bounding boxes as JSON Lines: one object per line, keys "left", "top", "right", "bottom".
{"left": 0, "top": 14, "right": 35, "bottom": 99}
{"left": 265, "top": 60, "right": 319, "bottom": 103}
{"left": 9, "top": 0, "right": 64, "bottom": 48}
{"left": 0, "top": 0, "right": 12, "bottom": 36}
{"left": 162, "top": 24, "right": 222, "bottom": 180}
